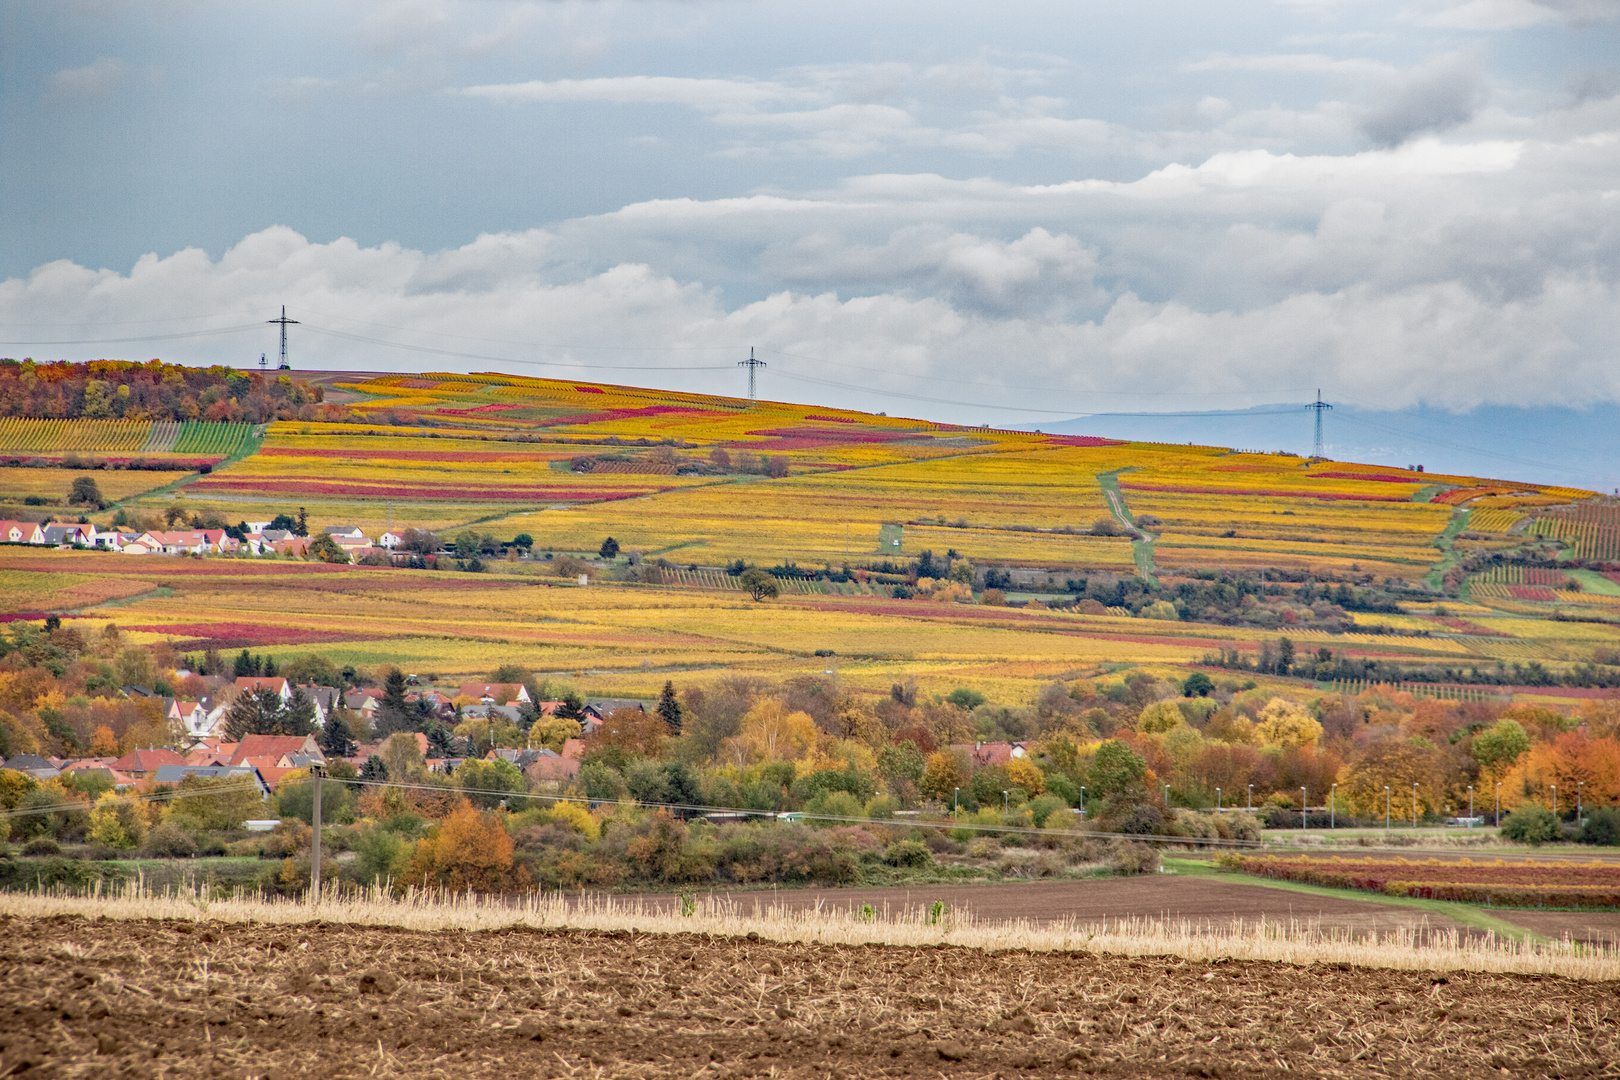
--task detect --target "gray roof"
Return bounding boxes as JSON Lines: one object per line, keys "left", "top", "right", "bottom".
{"left": 152, "top": 764, "right": 262, "bottom": 787}
{"left": 2, "top": 754, "right": 57, "bottom": 771}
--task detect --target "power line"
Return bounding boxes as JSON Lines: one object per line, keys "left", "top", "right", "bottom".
{"left": 0, "top": 324, "right": 264, "bottom": 347}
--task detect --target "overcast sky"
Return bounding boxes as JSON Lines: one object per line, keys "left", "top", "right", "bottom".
{"left": 2, "top": 0, "right": 1618, "bottom": 442}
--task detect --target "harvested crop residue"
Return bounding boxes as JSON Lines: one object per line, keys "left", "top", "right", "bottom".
{"left": 2, "top": 914, "right": 1615, "bottom": 1078}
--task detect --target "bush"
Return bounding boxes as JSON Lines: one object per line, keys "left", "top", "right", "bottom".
{"left": 1579, "top": 807, "right": 1620, "bottom": 846}
{"left": 144, "top": 821, "right": 199, "bottom": 858}
{"left": 802, "top": 790, "right": 862, "bottom": 825}
{"left": 1109, "top": 841, "right": 1160, "bottom": 875}
{"left": 21, "top": 837, "right": 61, "bottom": 857}
{"left": 884, "top": 839, "right": 933, "bottom": 868}
{"left": 1026, "top": 794, "right": 1067, "bottom": 828}
{"left": 1500, "top": 804, "right": 1560, "bottom": 846}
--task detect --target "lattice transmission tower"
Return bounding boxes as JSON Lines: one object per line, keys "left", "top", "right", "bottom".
{"left": 1307, "top": 389, "right": 1332, "bottom": 458}
{"left": 738, "top": 347, "right": 766, "bottom": 400}
{"left": 268, "top": 306, "right": 299, "bottom": 370}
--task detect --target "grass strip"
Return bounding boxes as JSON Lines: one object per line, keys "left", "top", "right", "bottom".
{"left": 1164, "top": 857, "right": 1549, "bottom": 943}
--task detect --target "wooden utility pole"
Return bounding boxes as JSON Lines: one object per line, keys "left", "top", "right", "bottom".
{"left": 309, "top": 764, "right": 324, "bottom": 903}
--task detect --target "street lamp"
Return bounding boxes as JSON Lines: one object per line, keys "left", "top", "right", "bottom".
{"left": 953, "top": 788, "right": 960, "bottom": 819}
{"left": 1301, "top": 786, "right": 1308, "bottom": 830}
{"left": 1385, "top": 786, "right": 1390, "bottom": 831}
{"left": 1217, "top": 787, "right": 1222, "bottom": 813}
{"left": 1552, "top": 784, "right": 1557, "bottom": 818}
{"left": 1330, "top": 783, "right": 1337, "bottom": 830}
{"left": 1578, "top": 781, "right": 1584, "bottom": 825}
{"left": 1495, "top": 782, "right": 1501, "bottom": 828}
{"left": 1079, "top": 786, "right": 1087, "bottom": 818}
{"left": 1003, "top": 790, "right": 1010, "bottom": 814}
{"left": 1412, "top": 782, "right": 1419, "bottom": 828}
{"left": 1247, "top": 784, "right": 1254, "bottom": 811}
{"left": 1467, "top": 785, "right": 1473, "bottom": 826}
{"left": 1164, "top": 784, "right": 1171, "bottom": 809}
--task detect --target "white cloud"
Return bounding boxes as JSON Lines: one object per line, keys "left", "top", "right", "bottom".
{"left": 47, "top": 57, "right": 131, "bottom": 101}
{"left": 1185, "top": 52, "right": 1396, "bottom": 78}
{"left": 454, "top": 75, "right": 803, "bottom": 111}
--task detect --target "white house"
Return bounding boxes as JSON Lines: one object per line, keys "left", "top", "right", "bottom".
{"left": 379, "top": 530, "right": 404, "bottom": 549}
{"left": 0, "top": 521, "right": 45, "bottom": 545}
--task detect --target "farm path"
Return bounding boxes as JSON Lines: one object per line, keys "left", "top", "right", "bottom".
{"left": 4, "top": 913, "right": 1616, "bottom": 1079}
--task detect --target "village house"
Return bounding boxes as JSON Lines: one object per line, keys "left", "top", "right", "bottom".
{"left": 458, "top": 682, "right": 532, "bottom": 706}
{"left": 151, "top": 764, "right": 271, "bottom": 799}
{"left": 110, "top": 747, "right": 188, "bottom": 779}
{"left": 0, "top": 521, "right": 46, "bottom": 544}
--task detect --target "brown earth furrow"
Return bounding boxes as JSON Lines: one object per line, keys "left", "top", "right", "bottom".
{"left": 2, "top": 914, "right": 1617, "bottom": 1078}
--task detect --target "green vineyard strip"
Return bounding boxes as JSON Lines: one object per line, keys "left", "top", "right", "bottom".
{"left": 0, "top": 418, "right": 152, "bottom": 453}
{"left": 173, "top": 421, "right": 252, "bottom": 456}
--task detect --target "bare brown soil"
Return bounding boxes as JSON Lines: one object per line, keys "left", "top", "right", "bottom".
{"left": 676, "top": 876, "right": 1477, "bottom": 936}
{"left": 3, "top": 912, "right": 1615, "bottom": 1079}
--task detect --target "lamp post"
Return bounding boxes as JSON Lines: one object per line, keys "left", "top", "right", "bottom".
{"left": 953, "top": 788, "right": 960, "bottom": 820}
{"left": 1247, "top": 784, "right": 1253, "bottom": 811}
{"left": 1003, "top": 790, "right": 1010, "bottom": 814}
{"left": 1164, "top": 784, "right": 1171, "bottom": 809}
{"left": 1467, "top": 785, "right": 1474, "bottom": 826}
{"left": 1217, "top": 787, "right": 1222, "bottom": 813}
{"left": 1495, "top": 782, "right": 1501, "bottom": 828}
{"left": 1079, "top": 786, "right": 1086, "bottom": 818}
{"left": 1412, "top": 782, "right": 1419, "bottom": 828}
{"left": 1330, "top": 783, "right": 1337, "bottom": 830}
{"left": 1385, "top": 786, "right": 1390, "bottom": 831}
{"left": 1301, "top": 786, "right": 1307, "bottom": 830}
{"left": 1578, "top": 781, "right": 1583, "bottom": 825}
{"left": 1552, "top": 784, "right": 1557, "bottom": 818}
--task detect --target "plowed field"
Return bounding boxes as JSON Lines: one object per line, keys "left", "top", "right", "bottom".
{"left": 2, "top": 913, "right": 1614, "bottom": 1079}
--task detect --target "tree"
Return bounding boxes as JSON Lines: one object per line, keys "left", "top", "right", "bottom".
{"left": 454, "top": 758, "right": 528, "bottom": 809}
{"left": 280, "top": 652, "right": 341, "bottom": 687}
{"left": 400, "top": 528, "right": 438, "bottom": 554}
{"left": 1183, "top": 672, "right": 1214, "bottom": 698}
{"left": 657, "top": 680, "right": 683, "bottom": 735}
{"left": 296, "top": 507, "right": 308, "bottom": 536}
{"left": 1090, "top": 740, "right": 1147, "bottom": 797}
{"left": 733, "top": 698, "right": 817, "bottom": 763}
{"left": 380, "top": 731, "right": 425, "bottom": 780}
{"left": 738, "top": 567, "right": 779, "bottom": 601}
{"left": 166, "top": 774, "right": 261, "bottom": 831}
{"left": 1255, "top": 698, "right": 1322, "bottom": 749}
{"left": 318, "top": 714, "right": 358, "bottom": 758}
{"left": 919, "top": 751, "right": 969, "bottom": 803}
{"left": 1472, "top": 718, "right": 1531, "bottom": 780}
{"left": 309, "top": 534, "right": 348, "bottom": 563}
{"left": 512, "top": 533, "right": 533, "bottom": 552}
{"left": 1136, "top": 701, "right": 1186, "bottom": 734}
{"left": 269, "top": 512, "right": 299, "bottom": 533}
{"left": 224, "top": 687, "right": 314, "bottom": 739}
{"left": 599, "top": 536, "right": 620, "bottom": 559}
{"left": 404, "top": 802, "right": 522, "bottom": 892}
{"left": 374, "top": 669, "right": 413, "bottom": 736}
{"left": 68, "top": 476, "right": 103, "bottom": 508}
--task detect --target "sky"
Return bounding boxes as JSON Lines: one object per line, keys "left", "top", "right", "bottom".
{"left": 1, "top": 0, "right": 1618, "bottom": 485}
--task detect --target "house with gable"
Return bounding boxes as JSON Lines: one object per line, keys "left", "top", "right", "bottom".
{"left": 0, "top": 521, "right": 45, "bottom": 545}
{"left": 234, "top": 676, "right": 294, "bottom": 704}
{"left": 458, "top": 682, "right": 532, "bottom": 706}
{"left": 111, "top": 747, "right": 188, "bottom": 779}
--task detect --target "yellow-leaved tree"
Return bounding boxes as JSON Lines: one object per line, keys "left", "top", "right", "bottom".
{"left": 1255, "top": 698, "right": 1322, "bottom": 749}
{"left": 731, "top": 698, "right": 819, "bottom": 763}
{"left": 1006, "top": 756, "right": 1045, "bottom": 796}
{"left": 1136, "top": 701, "right": 1186, "bottom": 734}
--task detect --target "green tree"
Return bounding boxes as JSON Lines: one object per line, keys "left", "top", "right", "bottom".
{"left": 738, "top": 567, "right": 779, "bottom": 601}
{"left": 599, "top": 536, "right": 621, "bottom": 559}
{"left": 166, "top": 774, "right": 262, "bottom": 831}
{"left": 657, "top": 680, "right": 683, "bottom": 734}
{"left": 318, "top": 714, "right": 358, "bottom": 758}
{"left": 224, "top": 688, "right": 290, "bottom": 739}
{"left": 68, "top": 476, "right": 103, "bottom": 508}
{"left": 309, "top": 534, "right": 348, "bottom": 563}
{"left": 454, "top": 758, "right": 528, "bottom": 809}
{"left": 1090, "top": 740, "right": 1147, "bottom": 797}
{"left": 1500, "top": 804, "right": 1559, "bottom": 845}
{"left": 374, "top": 669, "right": 413, "bottom": 736}
{"left": 1471, "top": 718, "right": 1531, "bottom": 780}
{"left": 512, "top": 533, "right": 533, "bottom": 552}
{"left": 1182, "top": 672, "right": 1214, "bottom": 697}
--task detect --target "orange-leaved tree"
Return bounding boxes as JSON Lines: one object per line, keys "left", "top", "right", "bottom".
{"left": 405, "top": 801, "right": 526, "bottom": 892}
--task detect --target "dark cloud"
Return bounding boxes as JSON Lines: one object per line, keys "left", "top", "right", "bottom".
{"left": 1358, "top": 53, "right": 1484, "bottom": 147}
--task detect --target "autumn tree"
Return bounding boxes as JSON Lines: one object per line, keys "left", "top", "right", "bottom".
{"left": 731, "top": 698, "right": 818, "bottom": 763}
{"left": 1471, "top": 718, "right": 1531, "bottom": 782}
{"left": 1254, "top": 698, "right": 1323, "bottom": 749}
{"left": 919, "top": 750, "right": 969, "bottom": 803}
{"left": 405, "top": 802, "right": 523, "bottom": 892}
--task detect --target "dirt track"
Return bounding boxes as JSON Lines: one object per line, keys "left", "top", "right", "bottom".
{"left": 2, "top": 912, "right": 1615, "bottom": 1079}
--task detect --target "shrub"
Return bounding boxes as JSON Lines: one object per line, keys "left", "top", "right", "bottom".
{"left": 144, "top": 821, "right": 199, "bottom": 858}
{"left": 1109, "top": 840, "right": 1160, "bottom": 875}
{"left": 1026, "top": 794, "right": 1067, "bottom": 828}
{"left": 884, "top": 839, "right": 933, "bottom": 868}
{"left": 1500, "top": 804, "right": 1560, "bottom": 846}
{"left": 1578, "top": 807, "right": 1620, "bottom": 847}
{"left": 88, "top": 797, "right": 148, "bottom": 849}
{"left": 21, "top": 837, "right": 61, "bottom": 857}
{"left": 803, "top": 790, "right": 862, "bottom": 825}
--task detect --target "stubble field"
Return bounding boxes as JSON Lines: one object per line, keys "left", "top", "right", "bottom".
{"left": 3, "top": 912, "right": 1615, "bottom": 1079}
